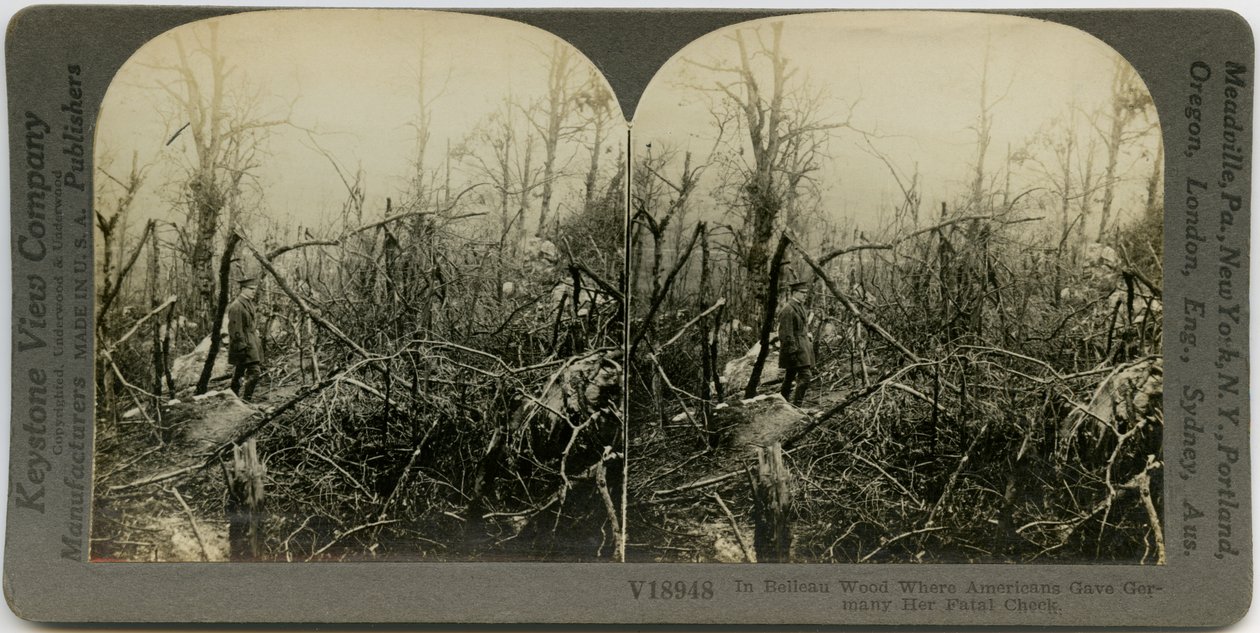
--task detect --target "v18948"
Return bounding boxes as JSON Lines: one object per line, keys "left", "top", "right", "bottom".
{"left": 629, "top": 580, "right": 715, "bottom": 600}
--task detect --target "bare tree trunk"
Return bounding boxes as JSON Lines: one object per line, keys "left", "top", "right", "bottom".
{"left": 584, "top": 112, "right": 606, "bottom": 210}
{"left": 97, "top": 220, "right": 155, "bottom": 325}
{"left": 162, "top": 302, "right": 177, "bottom": 394}
{"left": 1054, "top": 119, "right": 1076, "bottom": 306}
{"left": 536, "top": 43, "right": 575, "bottom": 237}
{"left": 196, "top": 233, "right": 240, "bottom": 394}
{"left": 744, "top": 235, "right": 790, "bottom": 398}
{"left": 516, "top": 134, "right": 535, "bottom": 252}
{"left": 751, "top": 443, "right": 793, "bottom": 563}
{"left": 170, "top": 22, "right": 285, "bottom": 332}
{"left": 697, "top": 223, "right": 715, "bottom": 447}
{"left": 1079, "top": 134, "right": 1098, "bottom": 249}
{"left": 1098, "top": 59, "right": 1146, "bottom": 241}
{"left": 178, "top": 23, "right": 230, "bottom": 324}
{"left": 736, "top": 23, "right": 788, "bottom": 314}
{"left": 226, "top": 438, "right": 266, "bottom": 560}
{"left": 148, "top": 228, "right": 163, "bottom": 428}
{"left": 96, "top": 213, "right": 118, "bottom": 338}
{"left": 1145, "top": 141, "right": 1164, "bottom": 218}
{"left": 971, "top": 43, "right": 993, "bottom": 211}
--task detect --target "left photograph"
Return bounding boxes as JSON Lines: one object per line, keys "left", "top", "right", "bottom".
{"left": 91, "top": 10, "right": 628, "bottom": 562}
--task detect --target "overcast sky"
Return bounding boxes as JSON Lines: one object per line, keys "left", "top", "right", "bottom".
{"left": 96, "top": 9, "right": 623, "bottom": 242}
{"left": 97, "top": 10, "right": 1161, "bottom": 253}
{"left": 633, "top": 11, "right": 1163, "bottom": 242}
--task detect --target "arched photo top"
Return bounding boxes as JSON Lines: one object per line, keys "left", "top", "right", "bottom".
{"left": 626, "top": 10, "right": 1165, "bottom": 567}
{"left": 96, "top": 8, "right": 626, "bottom": 245}
{"left": 633, "top": 10, "right": 1162, "bottom": 246}
{"left": 91, "top": 8, "right": 629, "bottom": 564}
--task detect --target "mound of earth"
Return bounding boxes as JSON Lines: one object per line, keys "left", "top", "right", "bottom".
{"left": 721, "top": 343, "right": 782, "bottom": 393}
{"left": 164, "top": 390, "right": 259, "bottom": 449}
{"left": 712, "top": 394, "right": 810, "bottom": 449}
{"left": 170, "top": 335, "right": 233, "bottom": 389}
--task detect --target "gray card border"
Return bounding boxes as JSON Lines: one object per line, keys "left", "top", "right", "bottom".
{"left": 4, "top": 5, "right": 1253, "bottom": 625}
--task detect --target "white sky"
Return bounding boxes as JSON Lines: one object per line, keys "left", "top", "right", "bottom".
{"left": 633, "top": 11, "right": 1164, "bottom": 242}
{"left": 96, "top": 9, "right": 625, "bottom": 241}
{"left": 98, "top": 10, "right": 1162, "bottom": 250}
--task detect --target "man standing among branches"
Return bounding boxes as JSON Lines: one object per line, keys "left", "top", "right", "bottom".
{"left": 778, "top": 280, "right": 814, "bottom": 406}
{"left": 228, "top": 277, "right": 264, "bottom": 401}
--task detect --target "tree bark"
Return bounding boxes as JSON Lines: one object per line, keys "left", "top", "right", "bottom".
{"left": 196, "top": 233, "right": 240, "bottom": 394}
{"left": 750, "top": 443, "right": 793, "bottom": 563}
{"left": 744, "top": 235, "right": 790, "bottom": 398}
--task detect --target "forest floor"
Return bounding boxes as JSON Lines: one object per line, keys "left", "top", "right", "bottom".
{"left": 95, "top": 340, "right": 865, "bottom": 565}
{"left": 627, "top": 347, "right": 874, "bottom": 563}
{"left": 92, "top": 367, "right": 304, "bottom": 562}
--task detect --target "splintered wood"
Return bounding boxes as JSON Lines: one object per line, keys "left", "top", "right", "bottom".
{"left": 226, "top": 438, "right": 266, "bottom": 561}
{"left": 751, "top": 443, "right": 793, "bottom": 563}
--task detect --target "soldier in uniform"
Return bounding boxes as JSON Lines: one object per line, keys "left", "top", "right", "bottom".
{"left": 777, "top": 280, "right": 814, "bottom": 406}
{"left": 228, "top": 277, "right": 264, "bottom": 401}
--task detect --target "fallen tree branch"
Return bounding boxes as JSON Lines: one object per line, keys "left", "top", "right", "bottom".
{"left": 651, "top": 470, "right": 742, "bottom": 498}
{"left": 305, "top": 519, "right": 401, "bottom": 562}
{"left": 107, "top": 295, "right": 177, "bottom": 352}
{"left": 782, "top": 367, "right": 902, "bottom": 449}
{"left": 97, "top": 219, "right": 155, "bottom": 320}
{"left": 1017, "top": 460, "right": 1164, "bottom": 546}
{"left": 887, "top": 381, "right": 951, "bottom": 420}
{"left": 851, "top": 452, "right": 922, "bottom": 508}
{"left": 570, "top": 262, "right": 625, "bottom": 303}
{"left": 710, "top": 492, "right": 754, "bottom": 562}
{"left": 596, "top": 454, "right": 625, "bottom": 562}
{"left": 859, "top": 526, "right": 946, "bottom": 562}
{"left": 341, "top": 377, "right": 403, "bottom": 412}
{"left": 239, "top": 232, "right": 372, "bottom": 359}
{"left": 790, "top": 234, "right": 920, "bottom": 363}
{"left": 109, "top": 368, "right": 354, "bottom": 492}
{"left": 303, "top": 447, "right": 375, "bottom": 501}
{"left": 375, "top": 437, "right": 431, "bottom": 523}
{"left": 109, "top": 464, "right": 200, "bottom": 492}
{"left": 266, "top": 184, "right": 487, "bottom": 259}
{"left": 629, "top": 223, "right": 703, "bottom": 358}
{"left": 98, "top": 447, "right": 162, "bottom": 483}
{"left": 926, "top": 420, "right": 991, "bottom": 526}
{"left": 168, "top": 486, "right": 210, "bottom": 562}
{"left": 657, "top": 299, "right": 726, "bottom": 351}
{"left": 1124, "top": 456, "right": 1166, "bottom": 565}
{"left": 649, "top": 352, "right": 705, "bottom": 436}
{"left": 817, "top": 212, "right": 1042, "bottom": 265}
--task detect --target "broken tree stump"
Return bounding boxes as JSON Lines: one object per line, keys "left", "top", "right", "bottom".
{"left": 750, "top": 442, "right": 793, "bottom": 563}
{"left": 226, "top": 438, "right": 266, "bottom": 561}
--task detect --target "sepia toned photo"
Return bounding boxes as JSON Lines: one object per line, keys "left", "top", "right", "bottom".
{"left": 90, "top": 10, "right": 628, "bottom": 562}
{"left": 627, "top": 12, "right": 1165, "bottom": 564}
{"left": 88, "top": 8, "right": 1169, "bottom": 567}
{"left": 5, "top": 2, "right": 1253, "bottom": 624}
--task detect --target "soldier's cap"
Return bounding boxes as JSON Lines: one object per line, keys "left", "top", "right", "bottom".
{"left": 238, "top": 277, "right": 258, "bottom": 287}
{"left": 788, "top": 280, "right": 810, "bottom": 290}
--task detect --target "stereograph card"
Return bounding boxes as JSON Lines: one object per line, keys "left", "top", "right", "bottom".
{"left": 2, "top": 5, "right": 1253, "bottom": 625}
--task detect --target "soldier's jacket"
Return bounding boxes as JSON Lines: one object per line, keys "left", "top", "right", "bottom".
{"left": 777, "top": 298, "right": 814, "bottom": 368}
{"left": 227, "top": 295, "right": 263, "bottom": 365}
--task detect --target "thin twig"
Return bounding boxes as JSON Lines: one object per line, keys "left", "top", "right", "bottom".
{"left": 859, "top": 526, "right": 946, "bottom": 562}
{"left": 657, "top": 298, "right": 727, "bottom": 351}
{"left": 305, "top": 519, "right": 401, "bottom": 561}
{"left": 167, "top": 487, "right": 210, "bottom": 562}
{"left": 710, "top": 492, "right": 754, "bottom": 562}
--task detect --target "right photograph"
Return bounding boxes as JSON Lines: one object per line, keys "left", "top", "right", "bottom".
{"left": 627, "top": 12, "right": 1164, "bottom": 564}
